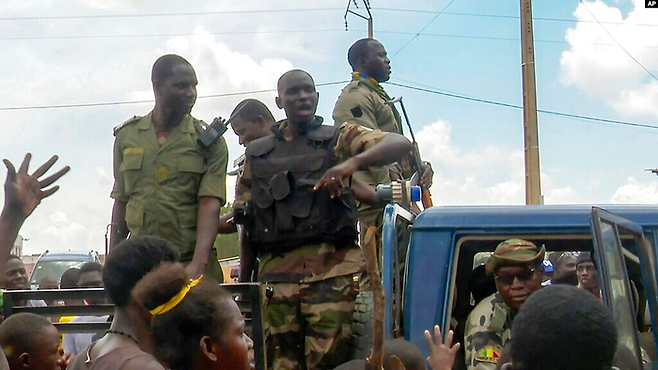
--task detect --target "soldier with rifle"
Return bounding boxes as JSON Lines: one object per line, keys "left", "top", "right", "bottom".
{"left": 333, "top": 38, "right": 434, "bottom": 274}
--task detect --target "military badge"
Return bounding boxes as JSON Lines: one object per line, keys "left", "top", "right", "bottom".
{"left": 475, "top": 345, "right": 500, "bottom": 363}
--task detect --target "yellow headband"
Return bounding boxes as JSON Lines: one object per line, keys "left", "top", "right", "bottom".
{"left": 150, "top": 276, "right": 203, "bottom": 316}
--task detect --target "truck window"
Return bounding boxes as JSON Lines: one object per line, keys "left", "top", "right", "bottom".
{"left": 591, "top": 208, "right": 647, "bottom": 369}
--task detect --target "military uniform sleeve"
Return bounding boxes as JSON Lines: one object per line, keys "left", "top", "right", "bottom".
{"left": 333, "top": 86, "right": 380, "bottom": 130}
{"left": 464, "top": 302, "right": 504, "bottom": 370}
{"left": 233, "top": 156, "right": 252, "bottom": 209}
{"left": 334, "top": 122, "right": 389, "bottom": 161}
{"left": 198, "top": 136, "right": 228, "bottom": 204}
{"left": 110, "top": 132, "right": 129, "bottom": 202}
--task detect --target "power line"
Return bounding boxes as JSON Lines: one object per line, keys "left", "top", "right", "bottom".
{"left": 386, "top": 81, "right": 658, "bottom": 131}
{"left": 578, "top": 0, "right": 658, "bottom": 82}
{"left": 2, "top": 29, "right": 657, "bottom": 50}
{"left": 0, "top": 8, "right": 343, "bottom": 21}
{"left": 0, "top": 81, "right": 348, "bottom": 111}
{"left": 374, "top": 8, "right": 658, "bottom": 27}
{"left": 1, "top": 78, "right": 653, "bottom": 132}
{"left": 390, "top": 0, "right": 457, "bottom": 58}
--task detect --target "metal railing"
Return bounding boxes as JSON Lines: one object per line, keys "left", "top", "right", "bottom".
{"left": 3, "top": 283, "right": 266, "bottom": 370}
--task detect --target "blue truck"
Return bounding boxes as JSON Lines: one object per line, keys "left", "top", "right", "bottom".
{"left": 374, "top": 203, "right": 658, "bottom": 369}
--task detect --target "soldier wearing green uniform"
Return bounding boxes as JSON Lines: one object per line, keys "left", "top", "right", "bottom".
{"left": 332, "top": 38, "right": 433, "bottom": 258}
{"left": 464, "top": 239, "right": 545, "bottom": 370}
{"left": 110, "top": 54, "right": 228, "bottom": 282}
{"left": 234, "top": 69, "right": 412, "bottom": 370}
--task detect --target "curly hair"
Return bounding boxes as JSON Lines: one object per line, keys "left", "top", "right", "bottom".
{"left": 510, "top": 285, "right": 617, "bottom": 370}
{"left": 103, "top": 236, "right": 180, "bottom": 307}
{"left": 132, "top": 263, "right": 234, "bottom": 370}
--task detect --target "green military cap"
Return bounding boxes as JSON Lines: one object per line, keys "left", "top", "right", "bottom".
{"left": 485, "top": 238, "right": 545, "bottom": 275}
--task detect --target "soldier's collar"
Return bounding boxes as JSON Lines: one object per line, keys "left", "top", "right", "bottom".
{"left": 273, "top": 116, "right": 324, "bottom": 139}
{"left": 145, "top": 112, "right": 195, "bottom": 133}
{"left": 352, "top": 71, "right": 384, "bottom": 91}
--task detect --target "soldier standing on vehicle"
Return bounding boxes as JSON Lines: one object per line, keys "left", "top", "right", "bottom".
{"left": 217, "top": 98, "right": 277, "bottom": 283}
{"left": 110, "top": 54, "right": 228, "bottom": 282}
{"left": 234, "top": 69, "right": 412, "bottom": 370}
{"left": 464, "top": 239, "right": 545, "bottom": 370}
{"left": 332, "top": 38, "right": 433, "bottom": 260}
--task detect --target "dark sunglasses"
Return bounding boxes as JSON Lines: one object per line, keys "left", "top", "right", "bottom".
{"left": 495, "top": 268, "right": 537, "bottom": 286}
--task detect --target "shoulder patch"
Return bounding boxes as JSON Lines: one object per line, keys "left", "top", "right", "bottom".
{"left": 113, "top": 115, "right": 141, "bottom": 136}
{"left": 351, "top": 106, "right": 363, "bottom": 118}
{"left": 475, "top": 345, "right": 501, "bottom": 364}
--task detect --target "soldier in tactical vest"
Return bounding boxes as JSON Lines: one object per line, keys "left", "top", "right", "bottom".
{"left": 332, "top": 38, "right": 434, "bottom": 275}
{"left": 464, "top": 239, "right": 545, "bottom": 370}
{"left": 110, "top": 54, "right": 228, "bottom": 282}
{"left": 234, "top": 69, "right": 412, "bottom": 370}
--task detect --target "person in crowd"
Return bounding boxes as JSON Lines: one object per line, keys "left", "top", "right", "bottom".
{"left": 132, "top": 262, "right": 254, "bottom": 370}
{"left": 234, "top": 69, "right": 412, "bottom": 369}
{"left": 550, "top": 252, "right": 578, "bottom": 285}
{"left": 37, "top": 277, "right": 59, "bottom": 306}
{"left": 62, "top": 262, "right": 109, "bottom": 356}
{"left": 0, "top": 312, "right": 69, "bottom": 370}
{"left": 464, "top": 239, "right": 545, "bottom": 370}
{"left": 67, "top": 236, "right": 180, "bottom": 370}
{"left": 425, "top": 325, "right": 461, "bottom": 370}
{"left": 575, "top": 252, "right": 601, "bottom": 299}
{"left": 3, "top": 255, "right": 46, "bottom": 308}
{"left": 500, "top": 285, "right": 617, "bottom": 370}
{"left": 110, "top": 54, "right": 228, "bottom": 282}
{"left": 0, "top": 153, "right": 69, "bottom": 370}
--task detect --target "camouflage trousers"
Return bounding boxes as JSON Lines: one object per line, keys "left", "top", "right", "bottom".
{"left": 264, "top": 275, "right": 358, "bottom": 370}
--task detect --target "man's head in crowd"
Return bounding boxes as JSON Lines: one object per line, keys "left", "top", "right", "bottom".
{"left": 486, "top": 239, "right": 545, "bottom": 311}
{"left": 331, "top": 338, "right": 425, "bottom": 370}
{"left": 576, "top": 252, "right": 600, "bottom": 296}
{"left": 551, "top": 252, "right": 578, "bottom": 285}
{"left": 59, "top": 268, "right": 80, "bottom": 289}
{"left": 4, "top": 255, "right": 28, "bottom": 290}
{"left": 276, "top": 69, "right": 318, "bottom": 125}
{"left": 133, "top": 263, "right": 254, "bottom": 370}
{"left": 348, "top": 38, "right": 392, "bottom": 82}
{"left": 78, "top": 262, "right": 102, "bottom": 288}
{"left": 504, "top": 285, "right": 617, "bottom": 370}
{"left": 0, "top": 312, "right": 60, "bottom": 370}
{"left": 77, "top": 262, "right": 104, "bottom": 305}
{"left": 103, "top": 236, "right": 180, "bottom": 309}
{"left": 230, "top": 99, "right": 276, "bottom": 146}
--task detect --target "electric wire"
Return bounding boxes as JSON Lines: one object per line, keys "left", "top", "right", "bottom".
{"left": 390, "top": 0, "right": 457, "bottom": 58}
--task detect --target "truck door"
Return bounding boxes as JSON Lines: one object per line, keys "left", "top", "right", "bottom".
{"left": 591, "top": 207, "right": 658, "bottom": 369}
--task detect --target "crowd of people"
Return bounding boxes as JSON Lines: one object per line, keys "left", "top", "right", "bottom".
{"left": 0, "top": 36, "right": 627, "bottom": 370}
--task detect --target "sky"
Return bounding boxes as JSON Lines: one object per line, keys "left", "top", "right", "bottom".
{"left": 1, "top": 0, "right": 657, "bottom": 255}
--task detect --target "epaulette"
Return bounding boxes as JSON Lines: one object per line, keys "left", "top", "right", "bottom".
{"left": 113, "top": 115, "right": 141, "bottom": 136}
{"left": 193, "top": 118, "right": 209, "bottom": 132}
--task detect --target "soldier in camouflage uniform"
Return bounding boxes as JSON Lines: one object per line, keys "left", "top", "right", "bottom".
{"left": 110, "top": 54, "right": 228, "bottom": 282}
{"left": 234, "top": 69, "right": 412, "bottom": 370}
{"left": 464, "top": 239, "right": 545, "bottom": 370}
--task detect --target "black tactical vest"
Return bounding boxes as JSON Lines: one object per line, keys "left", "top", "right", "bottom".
{"left": 245, "top": 120, "right": 358, "bottom": 254}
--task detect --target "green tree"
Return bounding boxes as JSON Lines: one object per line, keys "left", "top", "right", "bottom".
{"left": 214, "top": 203, "right": 240, "bottom": 260}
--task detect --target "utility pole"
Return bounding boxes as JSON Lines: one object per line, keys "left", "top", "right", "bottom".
{"left": 344, "top": 0, "right": 373, "bottom": 38}
{"left": 520, "top": 0, "right": 542, "bottom": 205}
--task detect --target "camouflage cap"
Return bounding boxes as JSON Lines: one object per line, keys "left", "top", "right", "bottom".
{"left": 485, "top": 238, "right": 546, "bottom": 275}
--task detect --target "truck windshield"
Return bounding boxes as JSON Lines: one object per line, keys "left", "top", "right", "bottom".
{"left": 30, "top": 260, "right": 87, "bottom": 287}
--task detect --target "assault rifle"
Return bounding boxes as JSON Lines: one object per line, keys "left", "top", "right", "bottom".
{"left": 388, "top": 96, "right": 433, "bottom": 208}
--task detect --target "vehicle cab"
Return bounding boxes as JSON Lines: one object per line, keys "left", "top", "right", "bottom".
{"left": 382, "top": 204, "right": 658, "bottom": 369}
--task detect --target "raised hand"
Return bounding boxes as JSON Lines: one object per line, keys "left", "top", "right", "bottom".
{"left": 424, "top": 324, "right": 460, "bottom": 370}
{"left": 3, "top": 153, "right": 70, "bottom": 218}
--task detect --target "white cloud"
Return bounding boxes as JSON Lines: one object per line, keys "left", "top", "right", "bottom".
{"left": 611, "top": 177, "right": 658, "bottom": 203}
{"left": 560, "top": 0, "right": 658, "bottom": 119}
